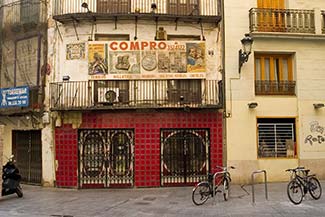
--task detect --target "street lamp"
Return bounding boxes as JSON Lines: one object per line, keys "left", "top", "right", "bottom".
{"left": 81, "top": 2, "right": 91, "bottom": 13}
{"left": 238, "top": 33, "right": 253, "bottom": 73}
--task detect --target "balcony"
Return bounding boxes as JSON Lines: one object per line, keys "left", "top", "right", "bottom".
{"left": 52, "top": 0, "right": 220, "bottom": 24}
{"left": 249, "top": 8, "right": 315, "bottom": 34}
{"left": 255, "top": 80, "right": 296, "bottom": 96}
{"left": 0, "top": 0, "right": 47, "bottom": 31}
{"left": 50, "top": 79, "right": 221, "bottom": 111}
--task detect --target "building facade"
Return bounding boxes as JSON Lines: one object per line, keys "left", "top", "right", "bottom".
{"left": 224, "top": 0, "right": 325, "bottom": 183}
{"left": 46, "top": 0, "right": 223, "bottom": 188}
{"left": 0, "top": 0, "right": 224, "bottom": 188}
{"left": 0, "top": 0, "right": 48, "bottom": 185}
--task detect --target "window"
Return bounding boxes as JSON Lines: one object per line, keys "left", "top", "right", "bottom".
{"left": 255, "top": 53, "right": 295, "bottom": 95}
{"left": 257, "top": 0, "right": 285, "bottom": 32}
{"left": 167, "top": 79, "right": 202, "bottom": 104}
{"left": 168, "top": 0, "right": 199, "bottom": 16}
{"left": 96, "top": 0, "right": 130, "bottom": 13}
{"left": 257, "top": 118, "right": 296, "bottom": 158}
{"left": 20, "top": 0, "right": 40, "bottom": 25}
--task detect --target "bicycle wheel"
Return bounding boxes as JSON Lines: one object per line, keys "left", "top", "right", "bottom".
{"left": 192, "top": 182, "right": 211, "bottom": 205}
{"left": 308, "top": 177, "right": 322, "bottom": 200}
{"left": 287, "top": 180, "right": 303, "bottom": 205}
{"left": 223, "top": 178, "right": 229, "bottom": 201}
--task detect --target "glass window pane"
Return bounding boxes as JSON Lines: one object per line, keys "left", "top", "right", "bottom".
{"left": 274, "top": 58, "right": 279, "bottom": 81}
{"left": 264, "top": 58, "right": 270, "bottom": 80}
{"left": 282, "top": 59, "right": 288, "bottom": 81}
{"left": 255, "top": 58, "right": 261, "bottom": 80}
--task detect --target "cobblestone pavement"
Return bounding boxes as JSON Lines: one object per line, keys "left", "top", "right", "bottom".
{"left": 0, "top": 181, "right": 324, "bottom": 217}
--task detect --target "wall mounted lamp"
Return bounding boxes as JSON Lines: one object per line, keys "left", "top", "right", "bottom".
{"left": 151, "top": 3, "right": 157, "bottom": 13}
{"left": 62, "top": 75, "right": 70, "bottom": 82}
{"left": 248, "top": 102, "right": 258, "bottom": 109}
{"left": 313, "top": 103, "right": 325, "bottom": 109}
{"left": 239, "top": 33, "right": 254, "bottom": 73}
{"left": 81, "top": 2, "right": 91, "bottom": 13}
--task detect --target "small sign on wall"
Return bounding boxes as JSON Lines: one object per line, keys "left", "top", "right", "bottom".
{"left": 66, "top": 43, "right": 86, "bottom": 60}
{"left": 0, "top": 86, "right": 29, "bottom": 108}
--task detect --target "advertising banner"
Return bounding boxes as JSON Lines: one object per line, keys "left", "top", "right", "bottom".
{"left": 88, "top": 41, "right": 207, "bottom": 80}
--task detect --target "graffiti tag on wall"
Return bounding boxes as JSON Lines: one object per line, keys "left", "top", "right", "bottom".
{"left": 304, "top": 121, "right": 325, "bottom": 146}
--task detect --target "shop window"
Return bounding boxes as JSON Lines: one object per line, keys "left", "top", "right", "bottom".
{"left": 257, "top": 118, "right": 296, "bottom": 158}
{"left": 255, "top": 53, "right": 295, "bottom": 95}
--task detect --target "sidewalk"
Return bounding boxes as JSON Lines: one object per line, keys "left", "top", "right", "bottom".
{"left": 0, "top": 181, "right": 324, "bottom": 217}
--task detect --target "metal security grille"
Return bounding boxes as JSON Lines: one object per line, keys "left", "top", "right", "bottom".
{"left": 161, "top": 129, "right": 209, "bottom": 186}
{"left": 79, "top": 129, "right": 134, "bottom": 188}
{"left": 258, "top": 123, "right": 295, "bottom": 158}
{"left": 12, "top": 130, "right": 42, "bottom": 184}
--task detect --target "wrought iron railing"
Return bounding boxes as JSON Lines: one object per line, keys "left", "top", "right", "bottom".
{"left": 255, "top": 80, "right": 296, "bottom": 95}
{"left": 50, "top": 79, "right": 220, "bottom": 110}
{"left": 249, "top": 8, "right": 315, "bottom": 33}
{"left": 0, "top": 0, "right": 47, "bottom": 29}
{"left": 52, "top": 0, "right": 219, "bottom": 17}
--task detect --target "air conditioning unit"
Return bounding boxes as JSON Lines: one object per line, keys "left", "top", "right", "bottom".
{"left": 98, "top": 88, "right": 120, "bottom": 104}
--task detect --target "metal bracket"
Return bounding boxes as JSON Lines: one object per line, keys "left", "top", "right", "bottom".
{"left": 251, "top": 170, "right": 268, "bottom": 205}
{"left": 72, "top": 19, "right": 79, "bottom": 41}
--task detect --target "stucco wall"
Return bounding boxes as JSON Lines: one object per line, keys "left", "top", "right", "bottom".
{"left": 224, "top": 0, "right": 325, "bottom": 182}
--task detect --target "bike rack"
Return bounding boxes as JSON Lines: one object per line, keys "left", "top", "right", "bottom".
{"left": 212, "top": 171, "right": 226, "bottom": 201}
{"left": 251, "top": 170, "right": 268, "bottom": 204}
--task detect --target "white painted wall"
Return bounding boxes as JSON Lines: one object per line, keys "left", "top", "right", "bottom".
{"left": 224, "top": 0, "right": 325, "bottom": 183}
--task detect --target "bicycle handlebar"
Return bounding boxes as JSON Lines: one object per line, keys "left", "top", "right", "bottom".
{"left": 285, "top": 166, "right": 306, "bottom": 172}
{"left": 216, "top": 165, "right": 236, "bottom": 171}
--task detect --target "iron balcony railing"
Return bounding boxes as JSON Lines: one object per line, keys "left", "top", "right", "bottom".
{"left": 0, "top": 0, "right": 47, "bottom": 29}
{"left": 52, "top": 0, "right": 219, "bottom": 17}
{"left": 249, "top": 8, "right": 315, "bottom": 33}
{"left": 255, "top": 80, "right": 296, "bottom": 96}
{"left": 50, "top": 79, "right": 220, "bottom": 110}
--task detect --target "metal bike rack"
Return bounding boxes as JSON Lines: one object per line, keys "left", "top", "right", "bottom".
{"left": 212, "top": 171, "right": 226, "bottom": 201}
{"left": 251, "top": 170, "right": 268, "bottom": 204}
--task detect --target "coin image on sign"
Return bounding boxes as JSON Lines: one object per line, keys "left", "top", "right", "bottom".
{"left": 142, "top": 55, "right": 157, "bottom": 71}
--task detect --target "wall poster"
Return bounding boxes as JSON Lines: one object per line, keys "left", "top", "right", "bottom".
{"left": 88, "top": 41, "right": 207, "bottom": 80}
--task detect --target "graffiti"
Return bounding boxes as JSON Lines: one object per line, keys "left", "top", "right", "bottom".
{"left": 305, "top": 135, "right": 325, "bottom": 146}
{"left": 304, "top": 121, "right": 325, "bottom": 146}
{"left": 309, "top": 121, "right": 324, "bottom": 134}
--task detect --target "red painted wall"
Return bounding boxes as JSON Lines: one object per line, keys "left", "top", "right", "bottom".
{"left": 55, "top": 111, "right": 223, "bottom": 188}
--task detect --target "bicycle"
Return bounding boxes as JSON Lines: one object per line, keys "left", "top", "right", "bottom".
{"left": 192, "top": 166, "right": 235, "bottom": 205}
{"left": 285, "top": 166, "right": 322, "bottom": 205}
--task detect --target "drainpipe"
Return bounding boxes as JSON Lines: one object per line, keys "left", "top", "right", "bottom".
{"left": 220, "top": 0, "right": 227, "bottom": 166}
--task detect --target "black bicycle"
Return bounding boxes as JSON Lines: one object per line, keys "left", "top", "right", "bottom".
{"left": 192, "top": 166, "right": 235, "bottom": 205}
{"left": 285, "top": 166, "right": 322, "bottom": 205}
